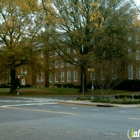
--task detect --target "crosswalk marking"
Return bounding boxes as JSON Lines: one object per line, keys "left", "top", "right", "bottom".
{"left": 1, "top": 102, "right": 57, "bottom": 108}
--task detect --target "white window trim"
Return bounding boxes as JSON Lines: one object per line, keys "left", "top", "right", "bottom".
{"left": 74, "top": 71, "right": 78, "bottom": 82}
{"left": 61, "top": 72, "right": 64, "bottom": 82}
{"left": 61, "top": 61, "right": 64, "bottom": 67}
{"left": 55, "top": 61, "right": 58, "bottom": 68}
{"left": 67, "top": 48, "right": 70, "bottom": 54}
{"left": 136, "top": 67, "right": 140, "bottom": 80}
{"left": 55, "top": 50, "right": 58, "bottom": 56}
{"left": 49, "top": 74, "right": 53, "bottom": 83}
{"left": 67, "top": 62, "right": 71, "bottom": 67}
{"left": 67, "top": 71, "right": 71, "bottom": 82}
{"left": 55, "top": 73, "right": 58, "bottom": 82}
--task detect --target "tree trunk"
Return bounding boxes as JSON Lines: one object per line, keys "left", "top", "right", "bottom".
{"left": 9, "top": 69, "right": 16, "bottom": 93}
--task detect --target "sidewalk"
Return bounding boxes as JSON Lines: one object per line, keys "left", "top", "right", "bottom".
{"left": 56, "top": 100, "right": 140, "bottom": 108}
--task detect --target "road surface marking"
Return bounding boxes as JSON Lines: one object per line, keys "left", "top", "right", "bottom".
{"left": 0, "top": 106, "right": 78, "bottom": 116}
{"left": 71, "top": 107, "right": 77, "bottom": 110}
{"left": 53, "top": 105, "right": 59, "bottom": 108}
{"left": 128, "top": 118, "right": 140, "bottom": 120}
{"left": 1, "top": 102, "right": 57, "bottom": 107}
{"left": 92, "top": 115, "right": 97, "bottom": 117}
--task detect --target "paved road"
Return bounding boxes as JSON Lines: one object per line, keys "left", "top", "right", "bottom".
{"left": 0, "top": 97, "right": 140, "bottom": 140}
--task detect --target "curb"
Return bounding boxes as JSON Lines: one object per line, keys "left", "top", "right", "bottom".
{"left": 56, "top": 100, "right": 140, "bottom": 108}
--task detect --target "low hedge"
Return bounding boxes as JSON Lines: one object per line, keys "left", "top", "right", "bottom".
{"left": 115, "top": 80, "right": 140, "bottom": 91}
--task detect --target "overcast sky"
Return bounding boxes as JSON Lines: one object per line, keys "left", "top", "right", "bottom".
{"left": 135, "top": 0, "right": 140, "bottom": 6}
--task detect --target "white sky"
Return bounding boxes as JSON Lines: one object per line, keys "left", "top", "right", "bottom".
{"left": 135, "top": 0, "right": 140, "bottom": 7}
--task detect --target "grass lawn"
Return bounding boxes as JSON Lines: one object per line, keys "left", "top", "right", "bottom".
{"left": 0, "top": 87, "right": 139, "bottom": 97}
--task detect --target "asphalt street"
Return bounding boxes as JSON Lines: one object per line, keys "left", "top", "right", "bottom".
{"left": 0, "top": 97, "right": 140, "bottom": 140}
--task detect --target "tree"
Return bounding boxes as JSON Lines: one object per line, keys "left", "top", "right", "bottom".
{"left": 0, "top": 0, "right": 44, "bottom": 93}
{"left": 41, "top": 0, "right": 138, "bottom": 93}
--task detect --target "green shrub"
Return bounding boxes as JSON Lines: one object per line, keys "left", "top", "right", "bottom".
{"left": 115, "top": 80, "right": 140, "bottom": 91}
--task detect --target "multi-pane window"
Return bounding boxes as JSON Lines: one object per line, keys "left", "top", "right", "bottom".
{"left": 21, "top": 68, "right": 27, "bottom": 75}
{"left": 136, "top": 67, "right": 140, "bottom": 80}
{"left": 136, "top": 50, "right": 140, "bottom": 60}
{"left": 55, "top": 50, "right": 58, "bottom": 56}
{"left": 135, "top": 35, "right": 139, "bottom": 44}
{"left": 67, "top": 48, "right": 70, "bottom": 54}
{"left": 73, "top": 49, "right": 76, "bottom": 53}
{"left": 128, "top": 66, "right": 133, "bottom": 80}
{"left": 61, "top": 72, "right": 64, "bottom": 82}
{"left": 67, "top": 71, "right": 71, "bottom": 82}
{"left": 21, "top": 78, "right": 26, "bottom": 85}
{"left": 49, "top": 74, "right": 53, "bottom": 83}
{"left": 128, "top": 35, "right": 132, "bottom": 42}
{"left": 37, "top": 73, "right": 44, "bottom": 82}
{"left": 74, "top": 71, "right": 78, "bottom": 82}
{"left": 74, "top": 58, "right": 78, "bottom": 65}
{"left": 67, "top": 62, "right": 71, "bottom": 67}
{"left": 60, "top": 50, "right": 64, "bottom": 55}
{"left": 40, "top": 52, "right": 44, "bottom": 58}
{"left": 55, "top": 73, "right": 58, "bottom": 82}
{"left": 49, "top": 63, "right": 53, "bottom": 69}
{"left": 61, "top": 61, "right": 64, "bottom": 67}
{"left": 55, "top": 61, "right": 58, "bottom": 68}
{"left": 128, "top": 48, "right": 132, "bottom": 59}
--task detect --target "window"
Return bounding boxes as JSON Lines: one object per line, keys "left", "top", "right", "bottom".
{"left": 21, "top": 68, "right": 27, "bottom": 75}
{"left": 74, "top": 71, "right": 78, "bottom": 82}
{"left": 61, "top": 72, "right": 64, "bottom": 82}
{"left": 21, "top": 78, "right": 26, "bottom": 85}
{"left": 21, "top": 68, "right": 23, "bottom": 74}
{"left": 67, "top": 71, "right": 71, "bottom": 82}
{"left": 67, "top": 48, "right": 70, "bottom": 54}
{"left": 60, "top": 50, "right": 64, "bottom": 55}
{"left": 74, "top": 58, "right": 78, "bottom": 65}
{"left": 136, "top": 67, "right": 140, "bottom": 80}
{"left": 40, "top": 52, "right": 44, "bottom": 58}
{"left": 49, "top": 74, "right": 53, "bottom": 83}
{"left": 55, "top": 50, "right": 58, "bottom": 56}
{"left": 136, "top": 50, "right": 140, "bottom": 60}
{"left": 55, "top": 61, "right": 58, "bottom": 68}
{"left": 73, "top": 49, "right": 76, "bottom": 53}
{"left": 67, "top": 62, "right": 71, "bottom": 67}
{"left": 55, "top": 73, "right": 58, "bottom": 82}
{"left": 128, "top": 35, "right": 132, "bottom": 42}
{"left": 128, "top": 48, "right": 132, "bottom": 59}
{"left": 135, "top": 35, "right": 139, "bottom": 44}
{"left": 61, "top": 61, "right": 64, "bottom": 67}
{"left": 37, "top": 73, "right": 44, "bottom": 82}
{"left": 49, "top": 63, "right": 53, "bottom": 69}
{"left": 128, "top": 66, "right": 133, "bottom": 80}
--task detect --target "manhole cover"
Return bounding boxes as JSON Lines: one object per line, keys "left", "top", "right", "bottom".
{"left": 101, "top": 131, "right": 119, "bottom": 136}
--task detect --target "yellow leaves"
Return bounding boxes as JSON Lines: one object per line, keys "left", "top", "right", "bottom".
{"left": 90, "top": 2, "right": 99, "bottom": 7}
{"left": 76, "top": 2, "right": 84, "bottom": 14}
{"left": 133, "top": 20, "right": 140, "bottom": 27}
